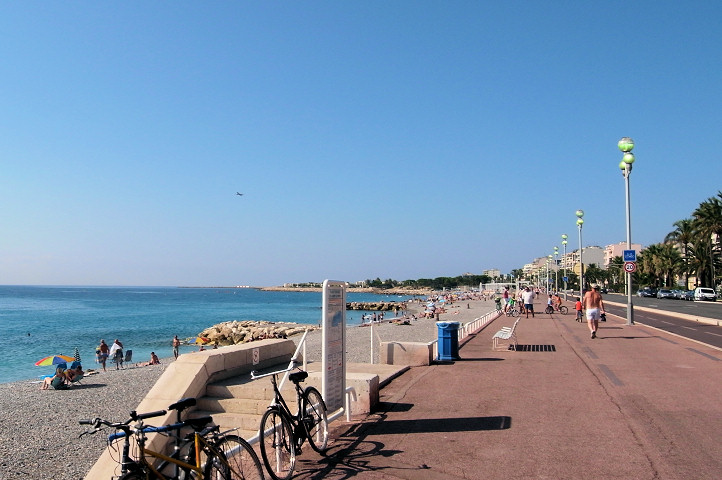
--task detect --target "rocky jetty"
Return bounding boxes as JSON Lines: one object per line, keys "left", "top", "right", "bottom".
{"left": 346, "top": 301, "right": 407, "bottom": 312}
{"left": 197, "top": 320, "right": 318, "bottom": 346}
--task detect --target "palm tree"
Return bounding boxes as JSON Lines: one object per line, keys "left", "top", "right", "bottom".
{"left": 665, "top": 218, "right": 694, "bottom": 287}
{"left": 692, "top": 192, "right": 722, "bottom": 287}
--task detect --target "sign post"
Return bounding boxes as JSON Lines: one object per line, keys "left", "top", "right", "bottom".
{"left": 321, "top": 280, "right": 346, "bottom": 413}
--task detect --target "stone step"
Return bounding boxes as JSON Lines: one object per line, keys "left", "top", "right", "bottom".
{"left": 190, "top": 409, "right": 261, "bottom": 433}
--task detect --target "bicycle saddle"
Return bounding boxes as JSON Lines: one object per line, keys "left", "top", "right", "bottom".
{"left": 289, "top": 370, "right": 308, "bottom": 383}
{"left": 168, "top": 397, "right": 197, "bottom": 412}
{"left": 186, "top": 416, "right": 213, "bottom": 430}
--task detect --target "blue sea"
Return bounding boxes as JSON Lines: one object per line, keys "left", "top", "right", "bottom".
{"left": 0, "top": 286, "right": 418, "bottom": 384}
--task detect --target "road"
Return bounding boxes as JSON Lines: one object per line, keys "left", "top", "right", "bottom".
{"left": 602, "top": 293, "right": 722, "bottom": 349}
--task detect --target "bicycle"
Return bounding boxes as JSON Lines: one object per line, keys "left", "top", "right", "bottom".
{"left": 80, "top": 400, "right": 264, "bottom": 480}
{"left": 544, "top": 304, "right": 569, "bottom": 315}
{"left": 251, "top": 365, "right": 329, "bottom": 480}
{"left": 505, "top": 302, "right": 520, "bottom": 317}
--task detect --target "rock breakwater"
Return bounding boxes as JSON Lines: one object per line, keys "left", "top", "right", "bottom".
{"left": 197, "top": 320, "right": 319, "bottom": 346}
{"left": 346, "top": 301, "right": 407, "bottom": 312}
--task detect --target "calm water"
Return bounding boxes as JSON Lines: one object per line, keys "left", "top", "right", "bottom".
{"left": 0, "top": 286, "right": 416, "bottom": 384}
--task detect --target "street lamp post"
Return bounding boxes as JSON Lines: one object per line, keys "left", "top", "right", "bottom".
{"left": 619, "top": 137, "right": 635, "bottom": 326}
{"left": 561, "top": 234, "right": 568, "bottom": 300}
{"left": 553, "top": 246, "right": 559, "bottom": 293}
{"left": 576, "top": 210, "right": 584, "bottom": 301}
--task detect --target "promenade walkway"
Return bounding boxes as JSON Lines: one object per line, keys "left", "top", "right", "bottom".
{"left": 290, "top": 304, "right": 722, "bottom": 479}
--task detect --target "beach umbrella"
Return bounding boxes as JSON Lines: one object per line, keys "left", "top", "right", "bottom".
{"left": 193, "top": 337, "right": 211, "bottom": 345}
{"left": 73, "top": 347, "right": 81, "bottom": 363}
{"left": 35, "top": 354, "right": 74, "bottom": 366}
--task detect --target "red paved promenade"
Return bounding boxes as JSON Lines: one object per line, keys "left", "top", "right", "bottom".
{"left": 292, "top": 305, "right": 722, "bottom": 479}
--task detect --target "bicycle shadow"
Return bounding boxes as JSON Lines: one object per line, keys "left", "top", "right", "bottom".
{"left": 293, "top": 412, "right": 511, "bottom": 479}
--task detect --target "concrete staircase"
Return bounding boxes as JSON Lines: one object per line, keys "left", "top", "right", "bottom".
{"left": 193, "top": 363, "right": 317, "bottom": 440}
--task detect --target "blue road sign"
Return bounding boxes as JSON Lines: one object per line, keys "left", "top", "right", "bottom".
{"left": 562, "top": 276, "right": 568, "bottom": 283}
{"left": 623, "top": 250, "right": 637, "bottom": 262}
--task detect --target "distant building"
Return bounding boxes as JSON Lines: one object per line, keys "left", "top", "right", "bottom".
{"left": 604, "top": 242, "right": 643, "bottom": 268}
{"left": 483, "top": 269, "right": 501, "bottom": 278}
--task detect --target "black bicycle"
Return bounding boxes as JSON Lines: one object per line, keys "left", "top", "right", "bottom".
{"left": 251, "top": 365, "right": 329, "bottom": 480}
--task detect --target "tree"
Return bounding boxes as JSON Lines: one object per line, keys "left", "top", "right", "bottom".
{"left": 692, "top": 193, "right": 722, "bottom": 287}
{"left": 665, "top": 218, "right": 695, "bottom": 288}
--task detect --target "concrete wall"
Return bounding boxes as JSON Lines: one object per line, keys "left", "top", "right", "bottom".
{"left": 379, "top": 341, "right": 433, "bottom": 366}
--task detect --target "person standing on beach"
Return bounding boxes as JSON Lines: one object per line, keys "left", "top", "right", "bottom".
{"left": 583, "top": 285, "right": 606, "bottom": 339}
{"left": 172, "top": 335, "right": 180, "bottom": 359}
{"left": 97, "top": 339, "right": 109, "bottom": 372}
{"left": 109, "top": 339, "right": 124, "bottom": 369}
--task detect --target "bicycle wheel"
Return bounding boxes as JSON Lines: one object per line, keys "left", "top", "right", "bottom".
{"left": 259, "top": 408, "right": 295, "bottom": 480}
{"left": 211, "top": 434, "right": 264, "bottom": 480}
{"left": 302, "top": 387, "right": 329, "bottom": 454}
{"left": 510, "top": 308, "right": 519, "bottom": 318}
{"left": 544, "top": 306, "right": 553, "bottom": 314}
{"left": 559, "top": 306, "right": 568, "bottom": 315}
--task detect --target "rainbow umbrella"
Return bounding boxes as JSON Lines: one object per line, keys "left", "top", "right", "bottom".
{"left": 193, "top": 337, "right": 211, "bottom": 345}
{"left": 35, "top": 354, "right": 74, "bottom": 366}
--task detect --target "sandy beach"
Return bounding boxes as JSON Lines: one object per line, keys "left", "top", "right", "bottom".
{"left": 0, "top": 296, "right": 497, "bottom": 480}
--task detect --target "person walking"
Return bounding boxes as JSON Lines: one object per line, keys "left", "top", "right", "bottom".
{"left": 583, "top": 285, "right": 606, "bottom": 338}
{"left": 172, "top": 335, "right": 180, "bottom": 359}
{"left": 522, "top": 286, "right": 535, "bottom": 318}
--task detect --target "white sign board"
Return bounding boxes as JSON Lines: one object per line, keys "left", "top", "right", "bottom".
{"left": 321, "top": 280, "right": 346, "bottom": 412}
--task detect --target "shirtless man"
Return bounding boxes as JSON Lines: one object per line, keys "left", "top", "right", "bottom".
{"left": 583, "top": 285, "right": 606, "bottom": 339}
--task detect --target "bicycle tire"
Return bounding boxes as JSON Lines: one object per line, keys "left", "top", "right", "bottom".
{"left": 510, "top": 308, "right": 519, "bottom": 318}
{"left": 302, "top": 387, "right": 329, "bottom": 454}
{"left": 259, "top": 408, "right": 295, "bottom": 480}
{"left": 211, "top": 434, "right": 264, "bottom": 480}
{"left": 559, "top": 306, "right": 569, "bottom": 315}
{"left": 544, "top": 306, "right": 553, "bottom": 314}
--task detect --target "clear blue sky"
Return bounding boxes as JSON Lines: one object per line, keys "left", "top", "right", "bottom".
{"left": 2, "top": 2, "right": 721, "bottom": 287}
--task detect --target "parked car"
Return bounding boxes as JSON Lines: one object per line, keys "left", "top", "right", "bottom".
{"left": 656, "top": 289, "right": 675, "bottom": 299}
{"left": 671, "top": 289, "right": 682, "bottom": 299}
{"left": 693, "top": 287, "right": 717, "bottom": 301}
{"left": 682, "top": 290, "right": 695, "bottom": 301}
{"left": 637, "top": 288, "right": 657, "bottom": 298}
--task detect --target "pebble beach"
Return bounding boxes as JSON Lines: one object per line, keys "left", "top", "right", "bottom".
{"left": 0, "top": 297, "right": 496, "bottom": 480}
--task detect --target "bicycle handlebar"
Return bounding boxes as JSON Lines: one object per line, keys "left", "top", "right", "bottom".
{"left": 250, "top": 359, "right": 300, "bottom": 379}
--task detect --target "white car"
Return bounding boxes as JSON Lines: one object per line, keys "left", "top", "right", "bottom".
{"left": 693, "top": 287, "right": 717, "bottom": 301}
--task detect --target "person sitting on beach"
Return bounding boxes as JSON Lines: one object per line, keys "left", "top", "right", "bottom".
{"left": 40, "top": 365, "right": 69, "bottom": 390}
{"left": 139, "top": 352, "right": 160, "bottom": 367}
{"left": 66, "top": 363, "right": 84, "bottom": 384}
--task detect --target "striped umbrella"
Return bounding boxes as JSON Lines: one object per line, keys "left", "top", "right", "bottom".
{"left": 74, "top": 347, "right": 81, "bottom": 363}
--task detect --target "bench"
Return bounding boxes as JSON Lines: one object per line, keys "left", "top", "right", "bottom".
{"left": 492, "top": 318, "right": 520, "bottom": 351}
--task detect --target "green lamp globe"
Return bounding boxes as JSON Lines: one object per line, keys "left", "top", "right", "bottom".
{"left": 618, "top": 137, "right": 634, "bottom": 152}
{"left": 622, "top": 152, "right": 635, "bottom": 164}
{"left": 575, "top": 209, "right": 584, "bottom": 218}
{"left": 576, "top": 218, "right": 584, "bottom": 226}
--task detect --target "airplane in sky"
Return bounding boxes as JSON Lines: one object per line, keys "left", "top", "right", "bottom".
{"left": 236, "top": 192, "right": 243, "bottom": 196}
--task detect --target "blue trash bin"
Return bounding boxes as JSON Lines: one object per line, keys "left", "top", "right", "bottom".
{"left": 436, "top": 321, "right": 460, "bottom": 361}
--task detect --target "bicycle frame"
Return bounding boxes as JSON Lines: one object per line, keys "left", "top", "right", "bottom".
{"left": 268, "top": 374, "right": 308, "bottom": 447}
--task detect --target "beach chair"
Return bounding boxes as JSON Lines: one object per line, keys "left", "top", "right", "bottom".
{"left": 124, "top": 350, "right": 132, "bottom": 364}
